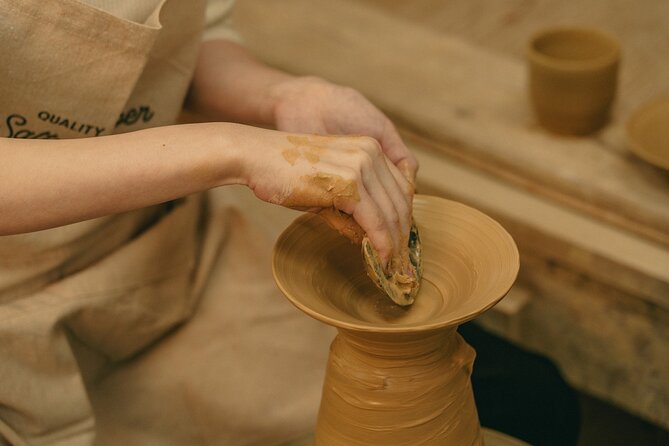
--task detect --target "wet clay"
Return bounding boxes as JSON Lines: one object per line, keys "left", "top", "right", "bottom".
{"left": 276, "top": 172, "right": 363, "bottom": 246}
{"left": 362, "top": 223, "right": 421, "bottom": 306}
{"left": 273, "top": 195, "right": 519, "bottom": 445}
{"left": 282, "top": 133, "right": 424, "bottom": 306}
{"left": 279, "top": 172, "right": 360, "bottom": 209}
{"left": 317, "top": 208, "right": 365, "bottom": 244}
{"left": 282, "top": 135, "right": 328, "bottom": 165}
{"left": 282, "top": 148, "right": 301, "bottom": 165}
{"left": 281, "top": 134, "right": 422, "bottom": 305}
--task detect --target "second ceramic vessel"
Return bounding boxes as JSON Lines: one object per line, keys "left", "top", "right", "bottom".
{"left": 528, "top": 27, "right": 620, "bottom": 135}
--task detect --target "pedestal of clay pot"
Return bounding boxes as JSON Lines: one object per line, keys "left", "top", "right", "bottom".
{"left": 318, "top": 328, "right": 481, "bottom": 445}
{"left": 273, "top": 195, "right": 519, "bottom": 446}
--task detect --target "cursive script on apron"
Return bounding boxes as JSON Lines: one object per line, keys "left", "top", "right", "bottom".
{"left": 3, "top": 111, "right": 103, "bottom": 139}
{"left": 116, "top": 105, "right": 154, "bottom": 128}
{"left": 3, "top": 105, "right": 155, "bottom": 139}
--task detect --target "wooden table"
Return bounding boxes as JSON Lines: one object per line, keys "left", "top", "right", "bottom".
{"left": 233, "top": 0, "right": 669, "bottom": 429}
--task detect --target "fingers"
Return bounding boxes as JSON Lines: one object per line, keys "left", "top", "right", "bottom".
{"left": 299, "top": 162, "right": 394, "bottom": 265}
{"left": 334, "top": 137, "right": 411, "bottom": 266}
{"left": 351, "top": 185, "right": 394, "bottom": 266}
{"left": 379, "top": 119, "right": 419, "bottom": 185}
{"left": 359, "top": 161, "right": 404, "bottom": 257}
{"left": 384, "top": 157, "right": 414, "bottom": 207}
{"left": 270, "top": 132, "right": 413, "bottom": 267}
{"left": 363, "top": 144, "right": 411, "bottom": 238}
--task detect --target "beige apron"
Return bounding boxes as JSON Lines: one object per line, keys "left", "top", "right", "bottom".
{"left": 0, "top": 1, "right": 334, "bottom": 445}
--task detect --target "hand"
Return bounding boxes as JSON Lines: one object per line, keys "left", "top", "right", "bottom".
{"left": 238, "top": 127, "right": 412, "bottom": 266}
{"left": 271, "top": 76, "right": 418, "bottom": 186}
{"left": 188, "top": 42, "right": 417, "bottom": 264}
{"left": 267, "top": 77, "right": 418, "bottom": 266}
{"left": 189, "top": 42, "right": 417, "bottom": 184}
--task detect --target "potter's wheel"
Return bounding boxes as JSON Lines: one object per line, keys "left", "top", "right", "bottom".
{"left": 273, "top": 195, "right": 519, "bottom": 332}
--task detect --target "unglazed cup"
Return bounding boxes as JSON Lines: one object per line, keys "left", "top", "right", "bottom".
{"left": 528, "top": 27, "right": 620, "bottom": 135}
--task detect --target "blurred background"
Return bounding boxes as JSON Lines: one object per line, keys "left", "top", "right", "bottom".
{"left": 228, "top": 1, "right": 669, "bottom": 445}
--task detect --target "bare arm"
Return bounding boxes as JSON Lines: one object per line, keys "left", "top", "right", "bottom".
{"left": 186, "top": 39, "right": 291, "bottom": 125}
{"left": 0, "top": 123, "right": 242, "bottom": 235}
{"left": 186, "top": 40, "right": 418, "bottom": 263}
{"left": 1, "top": 122, "right": 408, "bottom": 265}
{"left": 2, "top": 39, "right": 417, "bottom": 266}
{"left": 187, "top": 40, "right": 418, "bottom": 183}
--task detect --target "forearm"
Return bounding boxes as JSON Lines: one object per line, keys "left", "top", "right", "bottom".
{"left": 0, "top": 123, "right": 244, "bottom": 235}
{"left": 186, "top": 39, "right": 295, "bottom": 125}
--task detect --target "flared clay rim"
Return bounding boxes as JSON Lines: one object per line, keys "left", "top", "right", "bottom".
{"left": 527, "top": 26, "right": 620, "bottom": 72}
{"left": 626, "top": 97, "right": 669, "bottom": 170}
{"left": 272, "top": 195, "right": 520, "bottom": 334}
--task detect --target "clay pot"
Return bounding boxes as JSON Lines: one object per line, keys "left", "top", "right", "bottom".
{"left": 273, "top": 195, "right": 519, "bottom": 446}
{"left": 528, "top": 27, "right": 620, "bottom": 135}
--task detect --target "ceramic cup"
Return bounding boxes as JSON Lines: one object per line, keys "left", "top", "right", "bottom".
{"left": 528, "top": 27, "right": 620, "bottom": 135}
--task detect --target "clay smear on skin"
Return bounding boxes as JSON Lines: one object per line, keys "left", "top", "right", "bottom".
{"left": 280, "top": 172, "right": 359, "bottom": 208}
{"left": 318, "top": 208, "right": 365, "bottom": 244}
{"left": 283, "top": 133, "right": 419, "bottom": 300}
{"left": 281, "top": 135, "right": 328, "bottom": 165}
{"left": 282, "top": 148, "right": 301, "bottom": 165}
{"left": 278, "top": 172, "right": 365, "bottom": 243}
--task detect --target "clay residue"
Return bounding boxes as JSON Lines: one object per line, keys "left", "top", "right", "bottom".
{"left": 280, "top": 172, "right": 359, "bottom": 209}
{"left": 287, "top": 134, "right": 334, "bottom": 146}
{"left": 318, "top": 208, "right": 365, "bottom": 244}
{"left": 278, "top": 172, "right": 364, "bottom": 243}
{"left": 304, "top": 146, "right": 324, "bottom": 163}
{"left": 363, "top": 224, "right": 421, "bottom": 306}
{"left": 283, "top": 135, "right": 328, "bottom": 165}
{"left": 281, "top": 148, "right": 300, "bottom": 165}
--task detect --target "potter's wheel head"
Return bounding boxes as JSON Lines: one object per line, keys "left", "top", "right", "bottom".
{"left": 272, "top": 195, "right": 519, "bottom": 332}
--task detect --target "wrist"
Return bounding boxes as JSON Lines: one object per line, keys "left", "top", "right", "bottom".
{"left": 268, "top": 75, "right": 329, "bottom": 127}
{"left": 209, "top": 122, "right": 283, "bottom": 189}
{"left": 198, "top": 122, "right": 248, "bottom": 188}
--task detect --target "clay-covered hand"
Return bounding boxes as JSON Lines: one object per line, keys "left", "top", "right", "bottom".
{"left": 265, "top": 76, "right": 420, "bottom": 288}
{"left": 240, "top": 128, "right": 412, "bottom": 267}
{"left": 271, "top": 76, "right": 418, "bottom": 186}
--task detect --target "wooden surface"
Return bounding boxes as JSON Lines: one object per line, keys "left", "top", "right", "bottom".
{"left": 233, "top": 0, "right": 669, "bottom": 249}
{"left": 413, "top": 145, "right": 669, "bottom": 430}
{"left": 231, "top": 0, "right": 669, "bottom": 430}
{"left": 361, "top": 0, "right": 669, "bottom": 119}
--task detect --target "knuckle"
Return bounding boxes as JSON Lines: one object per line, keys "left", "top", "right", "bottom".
{"left": 358, "top": 136, "right": 382, "bottom": 156}
{"left": 341, "top": 167, "right": 358, "bottom": 183}
{"left": 373, "top": 213, "right": 387, "bottom": 232}
{"left": 341, "top": 85, "right": 363, "bottom": 99}
{"left": 390, "top": 211, "right": 401, "bottom": 227}
{"left": 351, "top": 149, "right": 374, "bottom": 171}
